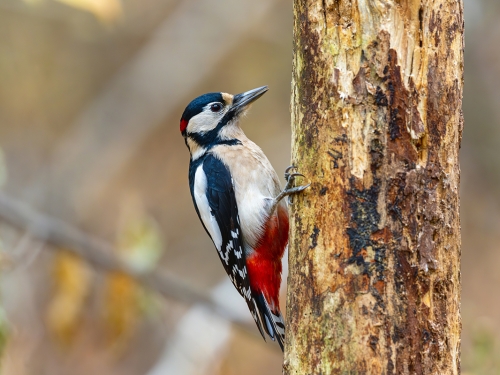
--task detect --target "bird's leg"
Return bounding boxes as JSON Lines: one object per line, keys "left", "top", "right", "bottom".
{"left": 269, "top": 166, "right": 310, "bottom": 215}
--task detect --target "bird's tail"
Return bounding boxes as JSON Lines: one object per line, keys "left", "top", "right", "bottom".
{"left": 252, "top": 293, "right": 285, "bottom": 351}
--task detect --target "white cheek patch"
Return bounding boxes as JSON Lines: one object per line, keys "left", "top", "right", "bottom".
{"left": 187, "top": 106, "right": 227, "bottom": 134}
{"left": 194, "top": 165, "right": 223, "bottom": 251}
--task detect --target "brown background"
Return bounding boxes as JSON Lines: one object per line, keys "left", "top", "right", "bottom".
{"left": 0, "top": 0, "right": 497, "bottom": 374}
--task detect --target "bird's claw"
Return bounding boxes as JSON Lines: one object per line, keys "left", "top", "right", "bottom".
{"left": 285, "top": 172, "right": 306, "bottom": 189}
{"left": 281, "top": 166, "right": 310, "bottom": 204}
{"left": 286, "top": 185, "right": 311, "bottom": 204}
{"left": 284, "top": 165, "right": 295, "bottom": 182}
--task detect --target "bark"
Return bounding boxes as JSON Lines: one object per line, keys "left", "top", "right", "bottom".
{"left": 284, "top": 1, "right": 463, "bottom": 374}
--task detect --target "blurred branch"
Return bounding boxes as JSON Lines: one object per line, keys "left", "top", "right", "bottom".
{"left": 0, "top": 190, "right": 259, "bottom": 337}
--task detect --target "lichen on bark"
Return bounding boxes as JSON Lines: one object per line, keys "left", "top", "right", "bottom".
{"left": 285, "top": 0, "right": 463, "bottom": 374}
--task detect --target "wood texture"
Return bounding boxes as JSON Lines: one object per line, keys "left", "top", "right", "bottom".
{"left": 285, "top": 0, "right": 463, "bottom": 374}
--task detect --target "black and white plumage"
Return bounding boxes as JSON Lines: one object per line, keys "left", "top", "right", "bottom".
{"left": 189, "top": 153, "right": 265, "bottom": 337}
{"left": 180, "top": 86, "right": 308, "bottom": 351}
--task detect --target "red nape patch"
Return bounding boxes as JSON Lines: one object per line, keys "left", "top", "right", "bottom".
{"left": 180, "top": 118, "right": 188, "bottom": 133}
{"left": 246, "top": 205, "right": 289, "bottom": 308}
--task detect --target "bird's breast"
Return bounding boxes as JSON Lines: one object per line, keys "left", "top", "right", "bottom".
{"left": 211, "top": 142, "right": 282, "bottom": 251}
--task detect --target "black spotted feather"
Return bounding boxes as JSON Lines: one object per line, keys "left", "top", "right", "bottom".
{"left": 189, "top": 153, "right": 267, "bottom": 339}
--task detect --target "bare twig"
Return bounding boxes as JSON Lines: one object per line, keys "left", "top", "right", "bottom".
{"left": 0, "top": 190, "right": 259, "bottom": 337}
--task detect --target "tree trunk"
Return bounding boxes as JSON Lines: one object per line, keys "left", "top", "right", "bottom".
{"left": 284, "top": 1, "right": 463, "bottom": 374}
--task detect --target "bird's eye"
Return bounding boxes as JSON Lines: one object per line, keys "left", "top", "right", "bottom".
{"left": 210, "top": 103, "right": 223, "bottom": 112}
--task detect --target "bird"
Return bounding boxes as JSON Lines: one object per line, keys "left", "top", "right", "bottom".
{"left": 179, "top": 86, "right": 309, "bottom": 351}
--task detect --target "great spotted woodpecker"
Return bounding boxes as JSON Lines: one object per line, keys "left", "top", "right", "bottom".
{"left": 180, "top": 86, "right": 308, "bottom": 351}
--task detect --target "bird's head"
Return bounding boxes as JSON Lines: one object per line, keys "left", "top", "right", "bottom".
{"left": 180, "top": 86, "right": 268, "bottom": 157}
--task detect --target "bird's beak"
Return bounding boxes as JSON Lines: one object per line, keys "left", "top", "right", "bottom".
{"left": 232, "top": 86, "right": 268, "bottom": 113}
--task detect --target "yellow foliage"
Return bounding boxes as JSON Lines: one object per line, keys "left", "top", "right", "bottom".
{"left": 117, "top": 215, "right": 163, "bottom": 273}
{"left": 102, "top": 202, "right": 163, "bottom": 350}
{"left": 46, "top": 251, "right": 91, "bottom": 346}
{"left": 102, "top": 271, "right": 140, "bottom": 347}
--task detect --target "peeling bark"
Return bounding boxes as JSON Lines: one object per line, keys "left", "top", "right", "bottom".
{"left": 285, "top": 0, "right": 463, "bottom": 374}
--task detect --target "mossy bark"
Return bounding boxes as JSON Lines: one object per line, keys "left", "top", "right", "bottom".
{"left": 284, "top": 1, "right": 463, "bottom": 374}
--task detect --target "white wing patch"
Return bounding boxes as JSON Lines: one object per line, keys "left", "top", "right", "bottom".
{"left": 194, "top": 164, "right": 223, "bottom": 251}
{"left": 221, "top": 240, "right": 233, "bottom": 265}
{"left": 234, "top": 248, "right": 243, "bottom": 259}
{"left": 243, "top": 287, "right": 252, "bottom": 301}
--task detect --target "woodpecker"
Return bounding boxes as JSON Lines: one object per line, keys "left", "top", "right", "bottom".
{"left": 180, "top": 86, "right": 308, "bottom": 351}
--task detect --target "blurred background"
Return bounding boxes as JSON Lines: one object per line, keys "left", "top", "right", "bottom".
{"left": 0, "top": 0, "right": 497, "bottom": 374}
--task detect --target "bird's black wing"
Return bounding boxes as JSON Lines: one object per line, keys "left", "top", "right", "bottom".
{"left": 189, "top": 154, "right": 266, "bottom": 338}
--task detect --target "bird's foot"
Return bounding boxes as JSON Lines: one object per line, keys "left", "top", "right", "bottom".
{"left": 269, "top": 166, "right": 310, "bottom": 214}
